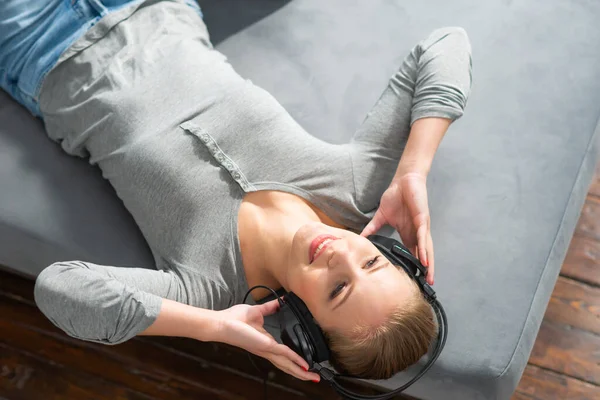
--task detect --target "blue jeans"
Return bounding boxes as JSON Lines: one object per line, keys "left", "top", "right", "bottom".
{"left": 0, "top": 0, "right": 202, "bottom": 117}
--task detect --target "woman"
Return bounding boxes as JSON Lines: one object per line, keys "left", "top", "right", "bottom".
{"left": 1, "top": 0, "right": 472, "bottom": 383}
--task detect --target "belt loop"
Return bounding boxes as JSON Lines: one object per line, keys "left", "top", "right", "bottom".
{"left": 71, "top": 0, "right": 103, "bottom": 18}
{"left": 87, "top": 0, "right": 108, "bottom": 16}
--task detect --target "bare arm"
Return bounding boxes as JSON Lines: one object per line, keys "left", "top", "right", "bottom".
{"left": 139, "top": 298, "right": 321, "bottom": 382}
{"left": 139, "top": 298, "right": 219, "bottom": 341}
{"left": 348, "top": 27, "right": 472, "bottom": 214}
{"left": 356, "top": 27, "right": 472, "bottom": 279}
{"left": 394, "top": 117, "right": 452, "bottom": 178}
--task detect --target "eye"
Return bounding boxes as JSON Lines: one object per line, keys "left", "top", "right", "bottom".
{"left": 365, "top": 255, "right": 380, "bottom": 269}
{"left": 329, "top": 282, "right": 346, "bottom": 300}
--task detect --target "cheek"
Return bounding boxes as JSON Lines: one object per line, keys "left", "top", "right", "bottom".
{"left": 288, "top": 268, "right": 323, "bottom": 309}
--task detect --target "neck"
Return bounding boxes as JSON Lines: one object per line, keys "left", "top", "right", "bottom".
{"left": 238, "top": 191, "right": 345, "bottom": 300}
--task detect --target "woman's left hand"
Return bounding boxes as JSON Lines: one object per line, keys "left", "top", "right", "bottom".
{"left": 216, "top": 300, "right": 321, "bottom": 382}
{"left": 360, "top": 172, "right": 435, "bottom": 285}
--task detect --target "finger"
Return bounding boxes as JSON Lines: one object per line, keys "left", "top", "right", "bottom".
{"left": 266, "top": 355, "right": 302, "bottom": 380}
{"left": 257, "top": 299, "right": 281, "bottom": 316}
{"left": 426, "top": 230, "right": 435, "bottom": 285}
{"left": 270, "top": 354, "right": 321, "bottom": 382}
{"left": 417, "top": 223, "right": 429, "bottom": 267}
{"left": 277, "top": 356, "right": 319, "bottom": 381}
{"left": 257, "top": 326, "right": 276, "bottom": 341}
{"left": 360, "top": 217, "right": 378, "bottom": 237}
{"left": 360, "top": 208, "right": 386, "bottom": 237}
{"left": 273, "top": 343, "right": 310, "bottom": 371}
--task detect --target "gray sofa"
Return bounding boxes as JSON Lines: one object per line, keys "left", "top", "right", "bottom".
{"left": 1, "top": 1, "right": 599, "bottom": 399}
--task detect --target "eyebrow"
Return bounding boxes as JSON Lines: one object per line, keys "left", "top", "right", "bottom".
{"left": 332, "top": 261, "right": 391, "bottom": 311}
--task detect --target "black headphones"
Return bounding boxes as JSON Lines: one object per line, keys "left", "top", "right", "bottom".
{"left": 244, "top": 234, "right": 448, "bottom": 400}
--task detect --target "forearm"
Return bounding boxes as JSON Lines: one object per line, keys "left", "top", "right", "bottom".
{"left": 394, "top": 117, "right": 451, "bottom": 178}
{"left": 394, "top": 27, "right": 471, "bottom": 177}
{"left": 139, "top": 298, "right": 221, "bottom": 342}
{"left": 349, "top": 27, "right": 471, "bottom": 209}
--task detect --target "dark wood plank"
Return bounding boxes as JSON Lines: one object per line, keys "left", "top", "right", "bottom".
{"left": 561, "top": 234, "right": 600, "bottom": 287}
{"left": 588, "top": 163, "right": 600, "bottom": 198}
{"left": 0, "top": 343, "right": 155, "bottom": 400}
{"left": 0, "top": 295, "right": 312, "bottom": 400}
{"left": 141, "top": 337, "right": 394, "bottom": 399}
{"left": 528, "top": 320, "right": 600, "bottom": 385}
{"left": 0, "top": 319, "right": 255, "bottom": 400}
{"left": 511, "top": 392, "right": 535, "bottom": 400}
{"left": 544, "top": 277, "right": 600, "bottom": 335}
{"left": 575, "top": 196, "right": 600, "bottom": 241}
{"left": 0, "top": 265, "right": 36, "bottom": 305}
{"left": 512, "top": 365, "right": 600, "bottom": 400}
{"left": 0, "top": 294, "right": 60, "bottom": 334}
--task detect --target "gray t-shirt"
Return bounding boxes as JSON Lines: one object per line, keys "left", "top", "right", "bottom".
{"left": 33, "top": 0, "right": 472, "bottom": 345}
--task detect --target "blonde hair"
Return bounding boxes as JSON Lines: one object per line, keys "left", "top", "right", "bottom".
{"left": 325, "top": 279, "right": 437, "bottom": 379}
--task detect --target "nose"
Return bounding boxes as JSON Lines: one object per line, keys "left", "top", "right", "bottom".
{"left": 326, "top": 238, "right": 354, "bottom": 270}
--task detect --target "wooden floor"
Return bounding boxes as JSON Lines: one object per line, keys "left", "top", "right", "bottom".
{"left": 511, "top": 165, "right": 600, "bottom": 400}
{"left": 1, "top": 167, "right": 599, "bottom": 400}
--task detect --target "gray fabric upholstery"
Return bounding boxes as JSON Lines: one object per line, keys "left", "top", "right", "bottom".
{"left": 0, "top": 92, "right": 155, "bottom": 275}
{"left": 1, "top": 0, "right": 599, "bottom": 399}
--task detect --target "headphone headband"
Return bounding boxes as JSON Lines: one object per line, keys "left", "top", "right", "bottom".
{"left": 368, "top": 235, "right": 437, "bottom": 300}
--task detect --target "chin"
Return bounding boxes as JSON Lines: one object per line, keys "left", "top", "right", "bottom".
{"left": 294, "top": 221, "right": 324, "bottom": 245}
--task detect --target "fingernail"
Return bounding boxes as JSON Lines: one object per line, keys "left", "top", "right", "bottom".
{"left": 312, "top": 379, "right": 320, "bottom": 383}
{"left": 301, "top": 366, "right": 307, "bottom": 371}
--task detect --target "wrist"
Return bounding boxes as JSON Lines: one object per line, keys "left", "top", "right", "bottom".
{"left": 139, "top": 298, "right": 224, "bottom": 343}
{"left": 395, "top": 159, "right": 430, "bottom": 179}
{"left": 394, "top": 117, "right": 451, "bottom": 180}
{"left": 192, "top": 307, "right": 223, "bottom": 342}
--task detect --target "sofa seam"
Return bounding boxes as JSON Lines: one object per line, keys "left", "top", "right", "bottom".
{"left": 495, "top": 110, "right": 600, "bottom": 380}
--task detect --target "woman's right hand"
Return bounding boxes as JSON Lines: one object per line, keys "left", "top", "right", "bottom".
{"left": 215, "top": 299, "right": 321, "bottom": 382}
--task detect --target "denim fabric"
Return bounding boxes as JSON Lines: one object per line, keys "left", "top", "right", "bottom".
{"left": 0, "top": 0, "right": 202, "bottom": 117}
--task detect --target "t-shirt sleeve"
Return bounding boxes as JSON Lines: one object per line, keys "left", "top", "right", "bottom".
{"left": 33, "top": 260, "right": 220, "bottom": 345}
{"left": 346, "top": 27, "right": 473, "bottom": 214}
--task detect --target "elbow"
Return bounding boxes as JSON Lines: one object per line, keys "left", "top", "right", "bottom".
{"left": 446, "top": 27, "right": 470, "bottom": 45}
{"left": 412, "top": 27, "right": 473, "bottom": 121}
{"left": 425, "top": 26, "right": 473, "bottom": 78}
{"left": 34, "top": 261, "right": 76, "bottom": 326}
{"left": 34, "top": 261, "right": 158, "bottom": 345}
{"left": 428, "top": 26, "right": 472, "bottom": 54}
{"left": 34, "top": 261, "right": 123, "bottom": 345}
{"left": 449, "top": 27, "right": 472, "bottom": 84}
{"left": 441, "top": 27, "right": 473, "bottom": 92}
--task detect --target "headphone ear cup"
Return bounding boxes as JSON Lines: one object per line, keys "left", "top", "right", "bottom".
{"left": 281, "top": 323, "right": 314, "bottom": 367}
{"left": 280, "top": 303, "right": 315, "bottom": 367}
{"left": 294, "top": 325, "right": 314, "bottom": 367}
{"left": 284, "top": 292, "right": 331, "bottom": 363}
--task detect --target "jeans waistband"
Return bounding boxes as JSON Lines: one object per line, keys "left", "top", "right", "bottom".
{"left": 0, "top": 0, "right": 202, "bottom": 117}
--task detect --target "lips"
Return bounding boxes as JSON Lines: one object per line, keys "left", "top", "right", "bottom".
{"left": 309, "top": 234, "right": 339, "bottom": 263}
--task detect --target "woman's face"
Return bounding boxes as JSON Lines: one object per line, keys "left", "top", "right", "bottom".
{"left": 286, "top": 221, "right": 416, "bottom": 334}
